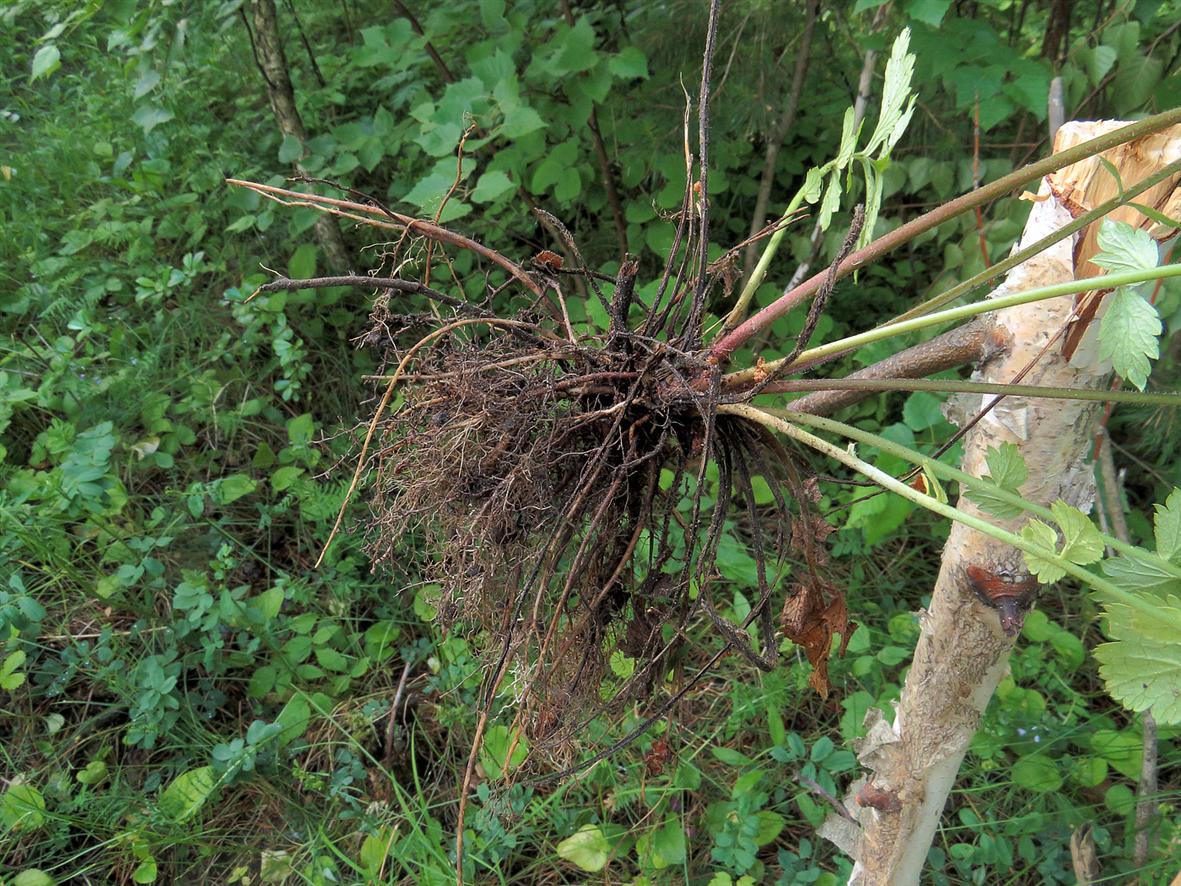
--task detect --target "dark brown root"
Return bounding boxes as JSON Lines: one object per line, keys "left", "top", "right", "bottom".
{"left": 357, "top": 286, "right": 839, "bottom": 760}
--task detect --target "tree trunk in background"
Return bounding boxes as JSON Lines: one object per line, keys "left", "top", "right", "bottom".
{"left": 249, "top": 0, "right": 351, "bottom": 273}
{"left": 741, "top": 0, "right": 819, "bottom": 282}
{"left": 821, "top": 122, "right": 1181, "bottom": 885}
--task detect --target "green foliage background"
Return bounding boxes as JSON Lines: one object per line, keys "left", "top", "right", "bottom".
{"left": 2, "top": 1, "right": 1181, "bottom": 883}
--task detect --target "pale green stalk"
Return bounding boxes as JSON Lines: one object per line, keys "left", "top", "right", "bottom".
{"left": 769, "top": 407, "right": 1181, "bottom": 580}
{"left": 726, "top": 263, "right": 1181, "bottom": 384}
{"left": 725, "top": 189, "right": 809, "bottom": 329}
{"left": 720, "top": 403, "right": 1181, "bottom": 626}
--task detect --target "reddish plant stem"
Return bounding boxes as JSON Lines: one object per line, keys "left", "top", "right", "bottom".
{"left": 707, "top": 106, "right": 1181, "bottom": 365}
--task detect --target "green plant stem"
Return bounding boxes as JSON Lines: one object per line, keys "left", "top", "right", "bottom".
{"left": 725, "top": 190, "right": 808, "bottom": 328}
{"left": 709, "top": 105, "right": 1181, "bottom": 364}
{"left": 892, "top": 156, "right": 1181, "bottom": 323}
{"left": 767, "top": 406, "right": 1181, "bottom": 581}
{"left": 725, "top": 263, "right": 1181, "bottom": 385}
{"left": 721, "top": 404, "right": 1177, "bottom": 624}
{"left": 764, "top": 376, "right": 1181, "bottom": 406}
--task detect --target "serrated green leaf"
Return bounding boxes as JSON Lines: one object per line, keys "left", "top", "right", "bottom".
{"left": 1021, "top": 519, "right": 1066, "bottom": 583}
{"left": 1097, "top": 287, "right": 1160, "bottom": 390}
{"left": 1050, "top": 500, "right": 1103, "bottom": 566}
{"left": 1095, "top": 598, "right": 1181, "bottom": 723}
{"left": 802, "top": 166, "right": 825, "bottom": 204}
{"left": 985, "top": 442, "right": 1028, "bottom": 489}
{"left": 966, "top": 484, "right": 1025, "bottom": 520}
{"left": 835, "top": 106, "right": 860, "bottom": 170}
{"left": 557, "top": 824, "right": 610, "bottom": 872}
{"left": 865, "top": 29, "right": 916, "bottom": 158}
{"left": 1092, "top": 219, "right": 1158, "bottom": 273}
{"left": 818, "top": 169, "right": 842, "bottom": 231}
{"left": 1102, "top": 552, "right": 1181, "bottom": 595}
{"left": 1154, "top": 488, "right": 1181, "bottom": 561}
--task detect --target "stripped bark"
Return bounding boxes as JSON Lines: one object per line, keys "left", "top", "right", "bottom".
{"left": 248, "top": 0, "right": 351, "bottom": 272}
{"left": 823, "top": 122, "right": 1181, "bottom": 885}
{"left": 741, "top": 0, "right": 819, "bottom": 282}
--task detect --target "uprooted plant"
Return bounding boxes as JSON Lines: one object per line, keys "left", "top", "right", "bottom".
{"left": 231, "top": 12, "right": 1181, "bottom": 881}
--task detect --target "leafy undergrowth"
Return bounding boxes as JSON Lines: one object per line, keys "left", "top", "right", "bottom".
{"left": 4, "top": 1, "right": 1181, "bottom": 885}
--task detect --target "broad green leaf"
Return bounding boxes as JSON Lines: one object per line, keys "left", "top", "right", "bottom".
{"left": 902, "top": 391, "right": 943, "bottom": 431}
{"left": 710, "top": 746, "right": 753, "bottom": 766}
{"left": 480, "top": 724, "right": 528, "bottom": 778}
{"left": 966, "top": 445, "right": 1028, "bottom": 519}
{"left": 274, "top": 694, "right": 311, "bottom": 748}
{"left": 1011, "top": 754, "right": 1063, "bottom": 792}
{"left": 288, "top": 244, "right": 317, "bottom": 280}
{"left": 1092, "top": 219, "right": 1158, "bottom": 273}
{"left": 359, "top": 828, "right": 395, "bottom": 873}
{"left": 1090, "top": 728, "right": 1145, "bottom": 779}
{"left": 755, "top": 810, "right": 786, "bottom": 846}
{"left": 500, "top": 105, "right": 545, "bottom": 138}
{"left": 159, "top": 766, "right": 216, "bottom": 822}
{"left": 1020, "top": 519, "right": 1066, "bottom": 583}
{"left": 1094, "top": 597, "right": 1181, "bottom": 724}
{"left": 647, "top": 820, "right": 686, "bottom": 868}
{"left": 278, "top": 134, "right": 303, "bottom": 164}
{"left": 609, "top": 46, "right": 649, "bottom": 80}
{"left": 966, "top": 483, "right": 1024, "bottom": 520}
{"left": 471, "top": 170, "right": 515, "bottom": 203}
{"left": 216, "top": 474, "right": 257, "bottom": 505}
{"left": 557, "top": 823, "right": 611, "bottom": 872}
{"left": 1097, "top": 287, "right": 1160, "bottom": 390}
{"left": 904, "top": 0, "right": 951, "bottom": 28}
{"left": 1, "top": 783, "right": 46, "bottom": 831}
{"left": 1085, "top": 45, "right": 1118, "bottom": 86}
{"left": 13, "top": 871, "right": 55, "bottom": 886}
{"left": 131, "top": 859, "right": 157, "bottom": 884}
{"left": 1102, "top": 551, "right": 1181, "bottom": 595}
{"left": 76, "top": 760, "right": 108, "bottom": 785}
{"left": 270, "top": 466, "right": 304, "bottom": 491}
{"left": 130, "top": 105, "right": 174, "bottom": 134}
{"left": 1154, "top": 488, "right": 1181, "bottom": 561}
{"left": 31, "top": 45, "right": 61, "bottom": 81}
{"left": 1113, "top": 52, "right": 1163, "bottom": 114}
{"left": 1050, "top": 500, "right": 1103, "bottom": 566}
